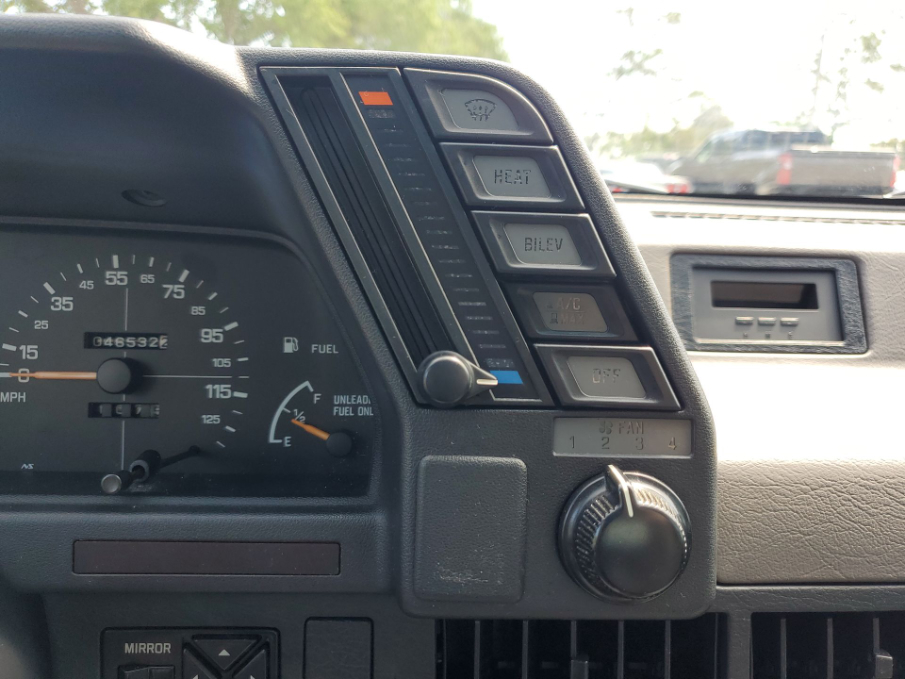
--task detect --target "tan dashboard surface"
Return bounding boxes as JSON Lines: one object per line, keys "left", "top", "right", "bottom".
{"left": 623, "top": 198, "right": 905, "bottom": 584}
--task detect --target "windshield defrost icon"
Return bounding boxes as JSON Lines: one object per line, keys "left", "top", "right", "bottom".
{"left": 465, "top": 98, "right": 496, "bottom": 121}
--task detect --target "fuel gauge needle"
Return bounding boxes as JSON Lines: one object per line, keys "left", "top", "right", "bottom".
{"left": 290, "top": 419, "right": 330, "bottom": 441}
{"left": 0, "top": 371, "right": 97, "bottom": 380}
{"left": 290, "top": 419, "right": 354, "bottom": 457}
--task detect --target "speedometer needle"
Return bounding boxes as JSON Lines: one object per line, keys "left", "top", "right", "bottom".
{"left": 0, "top": 371, "right": 98, "bottom": 380}
{"left": 290, "top": 419, "right": 330, "bottom": 441}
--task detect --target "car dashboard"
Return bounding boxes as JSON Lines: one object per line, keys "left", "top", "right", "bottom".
{"left": 0, "top": 14, "right": 901, "bottom": 679}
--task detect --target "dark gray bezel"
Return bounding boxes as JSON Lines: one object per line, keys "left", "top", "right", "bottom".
{"left": 404, "top": 68, "right": 553, "bottom": 144}
{"left": 506, "top": 283, "right": 637, "bottom": 341}
{"left": 536, "top": 344, "right": 681, "bottom": 410}
{"left": 440, "top": 143, "right": 584, "bottom": 210}
{"left": 671, "top": 254, "right": 867, "bottom": 354}
{"left": 0, "top": 16, "right": 716, "bottom": 624}
{"left": 474, "top": 211, "right": 615, "bottom": 279}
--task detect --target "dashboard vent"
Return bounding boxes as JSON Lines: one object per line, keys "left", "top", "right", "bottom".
{"left": 437, "top": 616, "right": 722, "bottom": 679}
{"left": 285, "top": 80, "right": 453, "bottom": 366}
{"left": 650, "top": 211, "right": 905, "bottom": 226}
{"left": 752, "top": 612, "right": 905, "bottom": 679}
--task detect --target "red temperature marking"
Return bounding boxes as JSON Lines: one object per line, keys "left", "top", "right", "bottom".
{"left": 358, "top": 91, "right": 393, "bottom": 106}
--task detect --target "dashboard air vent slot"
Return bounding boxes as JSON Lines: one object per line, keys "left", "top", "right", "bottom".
{"left": 650, "top": 211, "right": 905, "bottom": 226}
{"left": 437, "top": 616, "right": 722, "bottom": 679}
{"left": 285, "top": 79, "right": 453, "bottom": 366}
{"left": 752, "top": 612, "right": 905, "bottom": 679}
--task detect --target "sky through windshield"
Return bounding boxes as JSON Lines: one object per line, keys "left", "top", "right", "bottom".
{"left": 472, "top": 0, "right": 904, "bottom": 150}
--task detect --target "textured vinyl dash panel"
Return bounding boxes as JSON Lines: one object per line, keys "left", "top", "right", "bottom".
{"left": 626, "top": 200, "right": 905, "bottom": 584}
{"left": 415, "top": 456, "right": 528, "bottom": 602}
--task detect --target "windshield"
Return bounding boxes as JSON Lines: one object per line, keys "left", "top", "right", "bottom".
{"left": 5, "top": 0, "right": 902, "bottom": 200}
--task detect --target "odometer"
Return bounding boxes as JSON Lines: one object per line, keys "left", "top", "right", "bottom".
{"left": 84, "top": 332, "right": 169, "bottom": 350}
{"left": 0, "top": 227, "right": 376, "bottom": 497}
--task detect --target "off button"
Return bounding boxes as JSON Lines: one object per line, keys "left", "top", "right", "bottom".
{"left": 567, "top": 356, "right": 646, "bottom": 399}
{"left": 536, "top": 345, "right": 681, "bottom": 409}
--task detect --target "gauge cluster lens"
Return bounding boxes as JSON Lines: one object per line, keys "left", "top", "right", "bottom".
{"left": 0, "top": 227, "right": 376, "bottom": 496}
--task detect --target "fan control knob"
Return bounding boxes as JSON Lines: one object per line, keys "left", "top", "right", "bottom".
{"left": 559, "top": 465, "right": 690, "bottom": 600}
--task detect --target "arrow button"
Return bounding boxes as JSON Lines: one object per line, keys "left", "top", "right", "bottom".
{"left": 234, "top": 648, "right": 268, "bottom": 679}
{"left": 182, "top": 648, "right": 217, "bottom": 679}
{"left": 193, "top": 636, "right": 258, "bottom": 671}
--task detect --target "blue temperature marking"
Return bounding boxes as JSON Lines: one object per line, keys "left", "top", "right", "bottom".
{"left": 490, "top": 370, "right": 523, "bottom": 385}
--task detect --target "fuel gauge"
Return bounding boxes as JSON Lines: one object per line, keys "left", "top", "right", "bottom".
{"left": 268, "top": 381, "right": 372, "bottom": 458}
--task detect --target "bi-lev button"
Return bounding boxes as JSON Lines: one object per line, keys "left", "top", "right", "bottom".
{"left": 475, "top": 212, "right": 615, "bottom": 278}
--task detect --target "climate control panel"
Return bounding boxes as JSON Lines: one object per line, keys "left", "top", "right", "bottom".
{"left": 264, "top": 66, "right": 681, "bottom": 411}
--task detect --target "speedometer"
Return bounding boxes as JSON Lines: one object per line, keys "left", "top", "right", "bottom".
{"left": 2, "top": 252, "right": 249, "bottom": 469}
{"left": 0, "top": 227, "right": 376, "bottom": 497}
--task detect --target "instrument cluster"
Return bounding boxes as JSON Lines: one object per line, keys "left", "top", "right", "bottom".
{"left": 0, "top": 226, "right": 376, "bottom": 497}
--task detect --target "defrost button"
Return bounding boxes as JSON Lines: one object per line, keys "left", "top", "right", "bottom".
{"left": 405, "top": 69, "right": 552, "bottom": 143}
{"left": 439, "top": 88, "right": 518, "bottom": 132}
